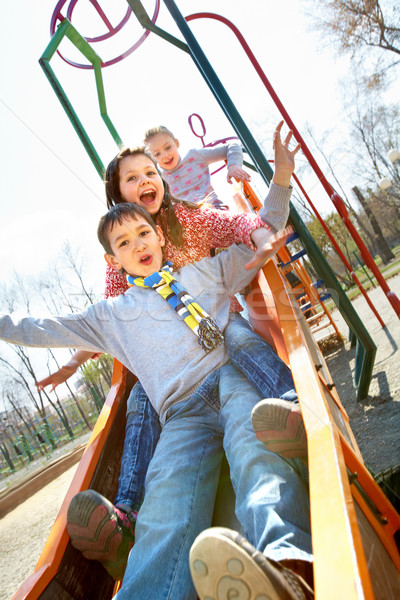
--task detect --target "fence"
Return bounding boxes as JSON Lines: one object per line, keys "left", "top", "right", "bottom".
{"left": 0, "top": 391, "right": 104, "bottom": 483}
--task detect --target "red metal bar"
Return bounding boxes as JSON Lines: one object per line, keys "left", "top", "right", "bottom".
{"left": 331, "top": 193, "right": 400, "bottom": 317}
{"left": 292, "top": 173, "right": 386, "bottom": 328}
{"left": 186, "top": 12, "right": 400, "bottom": 320}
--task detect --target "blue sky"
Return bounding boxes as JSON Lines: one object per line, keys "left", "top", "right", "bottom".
{"left": 0, "top": 0, "right": 359, "bottom": 289}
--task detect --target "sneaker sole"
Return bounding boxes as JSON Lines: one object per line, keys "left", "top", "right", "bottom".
{"left": 67, "top": 490, "right": 133, "bottom": 580}
{"left": 190, "top": 528, "right": 283, "bottom": 600}
{"left": 67, "top": 491, "right": 119, "bottom": 557}
{"left": 251, "top": 399, "right": 308, "bottom": 460}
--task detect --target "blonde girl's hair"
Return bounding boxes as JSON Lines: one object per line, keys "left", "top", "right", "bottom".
{"left": 143, "top": 125, "right": 176, "bottom": 146}
{"left": 104, "top": 146, "right": 201, "bottom": 248}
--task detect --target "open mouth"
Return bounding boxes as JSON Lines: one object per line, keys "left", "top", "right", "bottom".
{"left": 140, "top": 255, "right": 152, "bottom": 265}
{"left": 162, "top": 157, "right": 177, "bottom": 170}
{"left": 140, "top": 190, "right": 156, "bottom": 204}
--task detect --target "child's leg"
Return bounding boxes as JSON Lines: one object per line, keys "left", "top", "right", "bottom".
{"left": 224, "top": 313, "right": 297, "bottom": 401}
{"left": 67, "top": 490, "right": 136, "bottom": 581}
{"left": 225, "top": 313, "right": 307, "bottom": 459}
{"left": 218, "top": 363, "right": 312, "bottom": 562}
{"left": 190, "top": 527, "right": 314, "bottom": 600}
{"left": 114, "top": 381, "right": 161, "bottom": 509}
{"left": 115, "top": 372, "right": 223, "bottom": 600}
{"left": 66, "top": 382, "right": 161, "bottom": 580}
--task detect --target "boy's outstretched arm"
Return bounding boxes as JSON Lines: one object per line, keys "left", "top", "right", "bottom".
{"left": 0, "top": 312, "right": 104, "bottom": 354}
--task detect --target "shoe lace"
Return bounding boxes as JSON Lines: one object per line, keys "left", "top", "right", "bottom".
{"left": 115, "top": 504, "right": 138, "bottom": 536}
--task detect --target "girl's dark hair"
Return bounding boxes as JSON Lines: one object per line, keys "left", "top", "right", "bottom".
{"left": 104, "top": 146, "right": 200, "bottom": 248}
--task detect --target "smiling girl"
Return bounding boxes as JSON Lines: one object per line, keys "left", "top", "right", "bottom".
{"left": 143, "top": 125, "right": 251, "bottom": 209}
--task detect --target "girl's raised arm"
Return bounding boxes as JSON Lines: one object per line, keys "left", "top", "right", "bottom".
{"left": 36, "top": 350, "right": 99, "bottom": 391}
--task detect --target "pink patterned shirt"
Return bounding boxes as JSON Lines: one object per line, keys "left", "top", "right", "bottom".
{"left": 161, "top": 142, "right": 243, "bottom": 206}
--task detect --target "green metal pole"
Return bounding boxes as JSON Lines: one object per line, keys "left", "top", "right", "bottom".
{"left": 39, "top": 19, "right": 124, "bottom": 177}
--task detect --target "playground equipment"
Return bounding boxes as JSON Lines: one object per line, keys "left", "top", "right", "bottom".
{"left": 10, "top": 2, "right": 400, "bottom": 599}
{"left": 39, "top": 11, "right": 377, "bottom": 400}
{"left": 180, "top": 8, "right": 400, "bottom": 322}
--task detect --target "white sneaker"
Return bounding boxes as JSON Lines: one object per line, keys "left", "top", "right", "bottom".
{"left": 190, "top": 526, "right": 314, "bottom": 599}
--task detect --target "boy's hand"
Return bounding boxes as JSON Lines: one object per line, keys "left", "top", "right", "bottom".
{"left": 272, "top": 121, "right": 301, "bottom": 188}
{"left": 227, "top": 164, "right": 252, "bottom": 184}
{"left": 245, "top": 226, "right": 292, "bottom": 270}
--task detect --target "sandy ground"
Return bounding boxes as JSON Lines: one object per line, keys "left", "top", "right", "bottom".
{"left": 0, "top": 464, "right": 78, "bottom": 600}
{"left": 1, "top": 275, "right": 399, "bottom": 599}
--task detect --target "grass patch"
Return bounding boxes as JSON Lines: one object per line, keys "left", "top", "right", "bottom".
{"left": 323, "top": 251, "right": 400, "bottom": 307}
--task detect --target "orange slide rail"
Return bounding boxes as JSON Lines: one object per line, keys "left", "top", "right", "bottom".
{"left": 11, "top": 361, "right": 128, "bottom": 600}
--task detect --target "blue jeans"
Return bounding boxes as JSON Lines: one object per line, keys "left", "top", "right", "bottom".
{"left": 115, "top": 364, "right": 311, "bottom": 600}
{"left": 114, "top": 381, "right": 162, "bottom": 510}
{"left": 114, "top": 313, "right": 297, "bottom": 509}
{"left": 225, "top": 313, "right": 297, "bottom": 402}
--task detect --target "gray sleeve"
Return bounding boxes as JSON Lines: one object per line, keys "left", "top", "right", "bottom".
{"left": 225, "top": 141, "right": 243, "bottom": 167}
{"left": 213, "top": 243, "right": 259, "bottom": 297}
{"left": 0, "top": 307, "right": 107, "bottom": 353}
{"left": 195, "top": 141, "right": 243, "bottom": 167}
{"left": 258, "top": 182, "right": 292, "bottom": 233}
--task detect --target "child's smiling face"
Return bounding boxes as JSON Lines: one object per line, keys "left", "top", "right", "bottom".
{"left": 146, "top": 132, "right": 180, "bottom": 172}
{"left": 105, "top": 214, "right": 165, "bottom": 277}
{"left": 118, "top": 153, "right": 165, "bottom": 215}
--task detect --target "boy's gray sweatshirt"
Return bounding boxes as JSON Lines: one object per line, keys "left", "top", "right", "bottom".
{"left": 0, "top": 184, "right": 291, "bottom": 424}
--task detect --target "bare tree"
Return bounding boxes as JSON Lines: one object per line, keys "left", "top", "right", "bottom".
{"left": 0, "top": 277, "right": 75, "bottom": 442}
{"left": 366, "top": 188, "right": 400, "bottom": 237}
{"left": 312, "top": 1, "right": 399, "bottom": 54}
{"left": 352, "top": 185, "right": 395, "bottom": 262}
{"left": 305, "top": 0, "right": 400, "bottom": 92}
{"left": 2, "top": 382, "right": 44, "bottom": 445}
{"left": 45, "top": 349, "right": 93, "bottom": 430}
{"left": 306, "top": 1, "right": 400, "bottom": 61}
{"left": 62, "top": 241, "right": 98, "bottom": 306}
{"left": 290, "top": 190, "right": 315, "bottom": 222}
{"left": 302, "top": 124, "right": 379, "bottom": 253}
{"left": 345, "top": 92, "right": 400, "bottom": 210}
{"left": 0, "top": 356, "right": 57, "bottom": 449}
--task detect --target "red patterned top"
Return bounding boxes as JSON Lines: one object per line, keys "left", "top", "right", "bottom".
{"left": 104, "top": 203, "right": 268, "bottom": 311}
